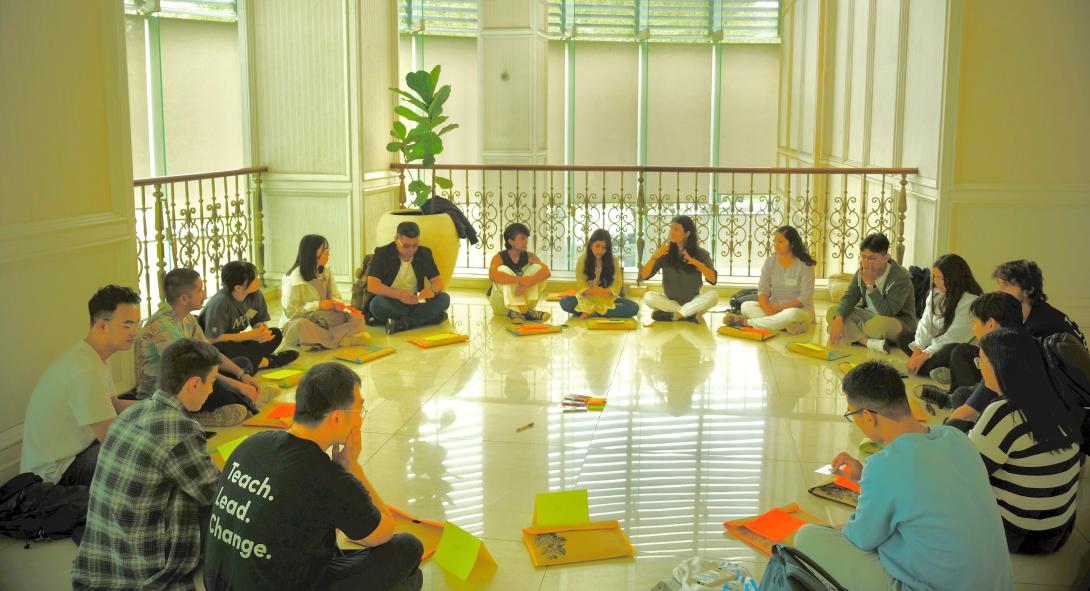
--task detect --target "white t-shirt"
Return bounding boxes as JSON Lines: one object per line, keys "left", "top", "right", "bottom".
{"left": 20, "top": 341, "right": 117, "bottom": 483}
{"left": 390, "top": 259, "right": 417, "bottom": 292}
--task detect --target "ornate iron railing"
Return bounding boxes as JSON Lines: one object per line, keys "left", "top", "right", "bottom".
{"left": 392, "top": 164, "right": 918, "bottom": 282}
{"left": 133, "top": 167, "right": 268, "bottom": 317}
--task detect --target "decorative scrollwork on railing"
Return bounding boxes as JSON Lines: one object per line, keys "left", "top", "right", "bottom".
{"left": 391, "top": 164, "right": 917, "bottom": 282}
{"left": 133, "top": 167, "right": 268, "bottom": 317}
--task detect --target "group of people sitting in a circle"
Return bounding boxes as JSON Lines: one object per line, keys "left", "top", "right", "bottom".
{"left": 16, "top": 213, "right": 1088, "bottom": 591}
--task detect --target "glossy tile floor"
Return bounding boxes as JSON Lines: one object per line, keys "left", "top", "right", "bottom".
{"left": 3, "top": 290, "right": 1088, "bottom": 590}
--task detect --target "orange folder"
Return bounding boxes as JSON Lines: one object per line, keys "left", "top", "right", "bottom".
{"left": 521, "top": 520, "right": 636, "bottom": 567}
{"left": 408, "top": 332, "right": 469, "bottom": 348}
{"left": 243, "top": 402, "right": 295, "bottom": 428}
{"left": 717, "top": 326, "right": 776, "bottom": 341}
{"left": 723, "top": 503, "right": 826, "bottom": 556}
{"left": 507, "top": 323, "right": 561, "bottom": 336}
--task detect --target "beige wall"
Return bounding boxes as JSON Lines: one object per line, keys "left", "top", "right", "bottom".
{"left": 940, "top": 0, "right": 1090, "bottom": 325}
{"left": 0, "top": 2, "right": 138, "bottom": 480}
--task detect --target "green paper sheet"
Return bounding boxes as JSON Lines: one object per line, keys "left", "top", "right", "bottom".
{"left": 534, "top": 489, "right": 590, "bottom": 527}
{"left": 432, "top": 521, "right": 482, "bottom": 580}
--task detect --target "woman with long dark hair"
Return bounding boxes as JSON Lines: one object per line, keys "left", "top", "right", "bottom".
{"left": 560, "top": 229, "right": 639, "bottom": 319}
{"left": 279, "top": 234, "right": 367, "bottom": 349}
{"left": 639, "top": 215, "right": 719, "bottom": 322}
{"left": 723, "top": 225, "right": 815, "bottom": 334}
{"left": 969, "top": 328, "right": 1082, "bottom": 554}
{"left": 905, "top": 253, "right": 983, "bottom": 377}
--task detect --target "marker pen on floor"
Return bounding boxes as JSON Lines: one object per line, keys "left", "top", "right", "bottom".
{"left": 515, "top": 422, "right": 534, "bottom": 432}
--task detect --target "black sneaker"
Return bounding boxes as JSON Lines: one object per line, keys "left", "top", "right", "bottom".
{"left": 917, "top": 385, "right": 952, "bottom": 409}
{"left": 651, "top": 311, "right": 674, "bottom": 322}
{"left": 523, "top": 309, "right": 551, "bottom": 322}
{"left": 386, "top": 318, "right": 409, "bottom": 335}
{"left": 683, "top": 315, "right": 699, "bottom": 324}
{"left": 267, "top": 350, "right": 300, "bottom": 369}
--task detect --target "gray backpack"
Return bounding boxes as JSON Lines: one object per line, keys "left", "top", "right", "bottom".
{"left": 760, "top": 544, "right": 846, "bottom": 591}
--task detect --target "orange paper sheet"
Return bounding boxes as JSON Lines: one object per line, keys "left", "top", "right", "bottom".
{"left": 834, "top": 475, "right": 862, "bottom": 493}
{"left": 741, "top": 508, "right": 808, "bottom": 543}
{"left": 267, "top": 403, "right": 295, "bottom": 419}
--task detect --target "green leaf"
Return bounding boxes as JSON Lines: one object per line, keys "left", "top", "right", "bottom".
{"left": 394, "top": 105, "right": 427, "bottom": 124}
{"left": 386, "top": 141, "right": 403, "bottom": 153}
{"left": 429, "top": 115, "right": 449, "bottom": 128}
{"left": 389, "top": 88, "right": 428, "bottom": 111}
{"left": 405, "top": 70, "right": 433, "bottom": 103}
{"left": 415, "top": 132, "right": 443, "bottom": 156}
{"left": 422, "top": 154, "right": 436, "bottom": 168}
{"left": 408, "top": 179, "right": 430, "bottom": 194}
{"left": 390, "top": 121, "right": 406, "bottom": 140}
{"left": 429, "top": 85, "right": 450, "bottom": 117}
{"left": 436, "top": 123, "right": 459, "bottom": 137}
{"left": 406, "top": 125, "right": 434, "bottom": 141}
{"left": 428, "top": 65, "right": 442, "bottom": 93}
{"left": 434, "top": 175, "right": 454, "bottom": 189}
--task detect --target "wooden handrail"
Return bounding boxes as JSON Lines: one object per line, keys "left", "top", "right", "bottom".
{"left": 133, "top": 166, "right": 269, "bottom": 187}
{"left": 391, "top": 163, "right": 919, "bottom": 175}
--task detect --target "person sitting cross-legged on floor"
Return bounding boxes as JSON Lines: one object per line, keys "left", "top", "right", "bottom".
{"left": 916, "top": 292, "right": 1022, "bottom": 420}
{"left": 280, "top": 234, "right": 368, "bottom": 349}
{"left": 200, "top": 260, "right": 298, "bottom": 372}
{"left": 367, "top": 221, "right": 451, "bottom": 335}
{"left": 827, "top": 233, "right": 917, "bottom": 353}
{"left": 203, "top": 362, "right": 423, "bottom": 591}
{"left": 640, "top": 215, "right": 719, "bottom": 323}
{"left": 20, "top": 285, "right": 142, "bottom": 486}
{"left": 136, "top": 268, "right": 262, "bottom": 428}
{"left": 722, "top": 225, "right": 815, "bottom": 334}
{"left": 560, "top": 229, "right": 639, "bottom": 320}
{"left": 969, "top": 328, "right": 1083, "bottom": 554}
{"left": 904, "top": 253, "right": 982, "bottom": 379}
{"left": 73, "top": 338, "right": 222, "bottom": 590}
{"left": 488, "top": 222, "right": 552, "bottom": 322}
{"left": 793, "top": 360, "right": 1013, "bottom": 591}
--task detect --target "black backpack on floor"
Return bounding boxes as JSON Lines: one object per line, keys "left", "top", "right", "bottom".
{"left": 760, "top": 544, "right": 847, "bottom": 591}
{"left": 729, "top": 288, "right": 759, "bottom": 314}
{"left": 0, "top": 472, "right": 89, "bottom": 548}
{"left": 908, "top": 265, "right": 931, "bottom": 320}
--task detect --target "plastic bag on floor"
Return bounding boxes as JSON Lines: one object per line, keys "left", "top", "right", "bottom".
{"left": 651, "top": 557, "right": 758, "bottom": 591}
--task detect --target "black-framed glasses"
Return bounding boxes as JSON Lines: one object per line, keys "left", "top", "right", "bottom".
{"left": 843, "top": 408, "right": 876, "bottom": 423}
{"left": 336, "top": 407, "right": 368, "bottom": 421}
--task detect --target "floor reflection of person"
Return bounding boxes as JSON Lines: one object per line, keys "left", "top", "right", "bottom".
{"left": 637, "top": 327, "right": 716, "bottom": 415}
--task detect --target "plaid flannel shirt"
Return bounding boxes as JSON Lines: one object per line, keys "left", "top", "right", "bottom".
{"left": 72, "top": 391, "right": 219, "bottom": 590}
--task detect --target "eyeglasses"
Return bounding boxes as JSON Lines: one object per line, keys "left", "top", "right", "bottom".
{"left": 973, "top": 357, "right": 990, "bottom": 370}
{"left": 109, "top": 319, "right": 140, "bottom": 329}
{"left": 843, "top": 408, "right": 876, "bottom": 423}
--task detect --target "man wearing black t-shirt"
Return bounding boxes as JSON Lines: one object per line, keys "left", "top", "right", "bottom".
{"left": 367, "top": 221, "right": 451, "bottom": 335}
{"left": 203, "top": 363, "right": 422, "bottom": 591}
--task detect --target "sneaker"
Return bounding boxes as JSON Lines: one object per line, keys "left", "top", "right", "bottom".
{"left": 386, "top": 318, "right": 409, "bottom": 335}
{"left": 651, "top": 311, "right": 674, "bottom": 322}
{"left": 949, "top": 386, "right": 973, "bottom": 408}
{"left": 785, "top": 321, "right": 811, "bottom": 335}
{"left": 523, "top": 309, "right": 551, "bottom": 322}
{"left": 258, "top": 384, "right": 279, "bottom": 405}
{"left": 267, "top": 350, "right": 300, "bottom": 369}
{"left": 683, "top": 315, "right": 699, "bottom": 324}
{"left": 722, "top": 313, "right": 746, "bottom": 328}
{"left": 915, "top": 384, "right": 952, "bottom": 409}
{"left": 929, "top": 367, "right": 952, "bottom": 385}
{"left": 506, "top": 309, "right": 526, "bottom": 324}
{"left": 866, "top": 338, "right": 889, "bottom": 354}
{"left": 194, "top": 404, "right": 249, "bottom": 428}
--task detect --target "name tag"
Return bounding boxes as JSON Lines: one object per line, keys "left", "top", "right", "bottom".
{"left": 784, "top": 275, "right": 799, "bottom": 287}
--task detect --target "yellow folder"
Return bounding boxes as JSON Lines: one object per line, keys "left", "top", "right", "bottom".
{"left": 586, "top": 318, "right": 637, "bottom": 331}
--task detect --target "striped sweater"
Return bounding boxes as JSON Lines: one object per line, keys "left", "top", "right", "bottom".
{"left": 969, "top": 399, "right": 1082, "bottom": 532}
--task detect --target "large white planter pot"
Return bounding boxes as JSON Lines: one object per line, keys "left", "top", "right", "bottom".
{"left": 375, "top": 210, "right": 460, "bottom": 288}
{"left": 827, "top": 272, "right": 854, "bottom": 303}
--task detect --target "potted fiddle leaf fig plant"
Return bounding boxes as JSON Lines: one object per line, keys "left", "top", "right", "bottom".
{"left": 386, "top": 65, "right": 459, "bottom": 206}
{"left": 376, "top": 65, "right": 462, "bottom": 286}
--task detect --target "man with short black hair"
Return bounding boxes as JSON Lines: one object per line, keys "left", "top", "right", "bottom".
{"left": 367, "top": 221, "right": 451, "bottom": 334}
{"left": 135, "top": 268, "right": 263, "bottom": 427}
{"left": 199, "top": 260, "right": 298, "bottom": 371}
{"left": 793, "top": 361, "right": 1013, "bottom": 591}
{"left": 20, "top": 285, "right": 141, "bottom": 485}
{"left": 993, "top": 259, "right": 1085, "bottom": 345}
{"left": 828, "top": 233, "right": 917, "bottom": 353}
{"left": 73, "top": 338, "right": 222, "bottom": 590}
{"left": 204, "top": 362, "right": 423, "bottom": 591}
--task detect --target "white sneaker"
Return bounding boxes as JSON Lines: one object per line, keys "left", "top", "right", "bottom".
{"left": 866, "top": 338, "right": 889, "bottom": 354}
{"left": 194, "top": 404, "right": 249, "bottom": 428}
{"left": 929, "top": 367, "right": 952, "bottom": 385}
